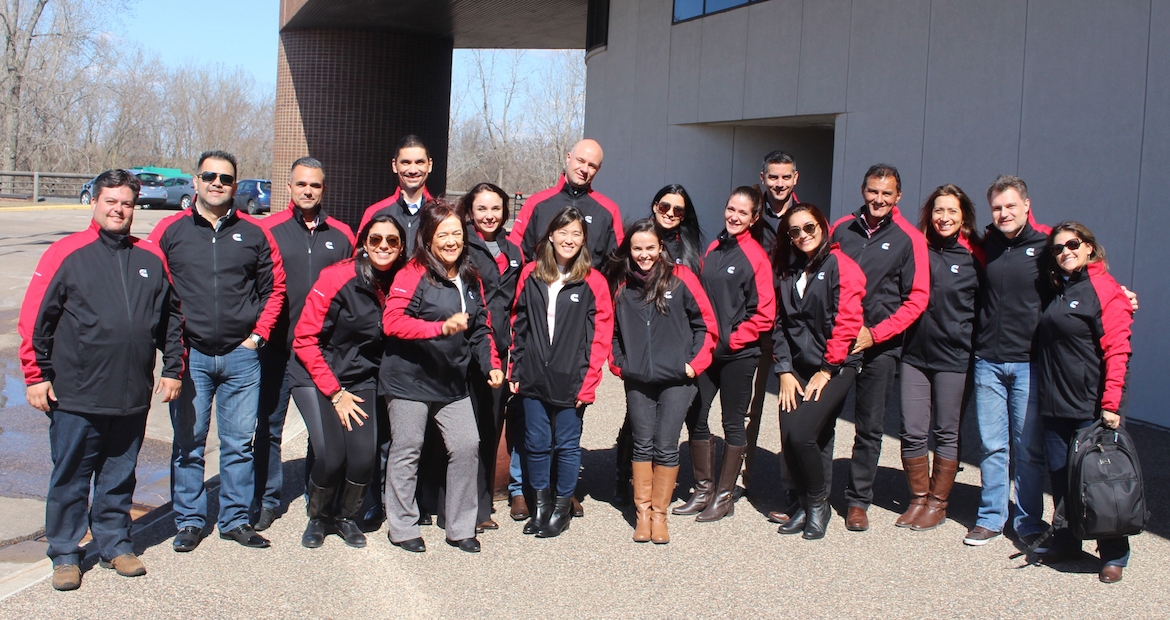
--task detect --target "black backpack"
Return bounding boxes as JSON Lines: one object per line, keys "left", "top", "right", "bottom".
{"left": 1064, "top": 419, "right": 1148, "bottom": 540}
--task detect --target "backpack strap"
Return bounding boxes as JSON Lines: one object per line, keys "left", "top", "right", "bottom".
{"left": 1009, "top": 498, "right": 1065, "bottom": 562}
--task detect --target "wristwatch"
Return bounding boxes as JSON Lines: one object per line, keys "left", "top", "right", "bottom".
{"left": 249, "top": 333, "right": 266, "bottom": 349}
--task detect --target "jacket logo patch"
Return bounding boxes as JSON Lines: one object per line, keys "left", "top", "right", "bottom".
{"left": 510, "top": 259, "right": 519, "bottom": 268}
{"left": 817, "top": 272, "right": 825, "bottom": 280}
{"left": 570, "top": 293, "right": 581, "bottom": 303}
{"left": 675, "top": 257, "right": 682, "bottom": 264}
{"left": 726, "top": 266, "right": 736, "bottom": 274}
{"left": 881, "top": 242, "right": 891, "bottom": 250}
{"left": 232, "top": 233, "right": 243, "bottom": 242}
{"left": 393, "top": 287, "right": 408, "bottom": 294}
{"left": 325, "top": 241, "right": 335, "bottom": 250}
{"left": 468, "top": 290, "right": 475, "bottom": 300}
{"left": 584, "top": 215, "right": 593, "bottom": 224}
{"left": 950, "top": 265, "right": 960, "bottom": 274}
{"left": 1026, "top": 247, "right": 1036, "bottom": 256}
{"left": 664, "top": 291, "right": 673, "bottom": 299}
{"left": 138, "top": 268, "right": 149, "bottom": 278}
{"left": 1070, "top": 300, "right": 1080, "bottom": 309}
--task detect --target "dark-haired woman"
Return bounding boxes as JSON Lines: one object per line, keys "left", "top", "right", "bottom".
{"left": 675, "top": 186, "right": 776, "bottom": 522}
{"left": 772, "top": 204, "right": 866, "bottom": 539}
{"left": 292, "top": 213, "right": 406, "bottom": 549}
{"left": 896, "top": 185, "right": 983, "bottom": 531}
{"left": 606, "top": 219, "right": 718, "bottom": 543}
{"left": 1035, "top": 222, "right": 1133, "bottom": 583}
{"left": 510, "top": 207, "right": 613, "bottom": 538}
{"left": 459, "top": 183, "right": 525, "bottom": 531}
{"left": 381, "top": 200, "right": 504, "bottom": 554}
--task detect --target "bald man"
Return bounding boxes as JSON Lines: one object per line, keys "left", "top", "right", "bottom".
{"left": 508, "top": 139, "right": 624, "bottom": 268}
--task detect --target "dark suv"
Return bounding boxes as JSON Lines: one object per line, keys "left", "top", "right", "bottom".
{"left": 233, "top": 179, "right": 272, "bottom": 214}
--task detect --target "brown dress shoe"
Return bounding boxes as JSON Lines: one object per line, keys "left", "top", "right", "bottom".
{"left": 100, "top": 553, "right": 146, "bottom": 577}
{"left": 767, "top": 511, "right": 792, "bottom": 524}
{"left": 1099, "top": 565, "right": 1123, "bottom": 583}
{"left": 846, "top": 506, "right": 869, "bottom": 531}
{"left": 509, "top": 495, "right": 529, "bottom": 521}
{"left": 571, "top": 496, "right": 585, "bottom": 518}
{"left": 52, "top": 565, "right": 81, "bottom": 591}
{"left": 475, "top": 519, "right": 499, "bottom": 533}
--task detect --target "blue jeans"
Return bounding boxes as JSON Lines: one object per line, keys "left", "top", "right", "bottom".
{"left": 508, "top": 397, "right": 525, "bottom": 497}
{"left": 522, "top": 399, "right": 584, "bottom": 497}
{"left": 170, "top": 345, "right": 262, "bottom": 532}
{"left": 253, "top": 346, "right": 292, "bottom": 513}
{"left": 973, "top": 358, "right": 1047, "bottom": 537}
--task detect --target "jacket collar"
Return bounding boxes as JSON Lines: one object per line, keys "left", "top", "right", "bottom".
{"left": 92, "top": 220, "right": 131, "bottom": 250}
{"left": 558, "top": 174, "right": 590, "bottom": 199}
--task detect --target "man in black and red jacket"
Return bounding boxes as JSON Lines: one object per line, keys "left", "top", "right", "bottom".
{"left": 252, "top": 157, "right": 354, "bottom": 532}
{"left": 149, "top": 150, "right": 286, "bottom": 551}
{"left": 357, "top": 134, "right": 433, "bottom": 254}
{"left": 507, "top": 138, "right": 624, "bottom": 268}
{"left": 19, "top": 170, "right": 184, "bottom": 590}
{"left": 829, "top": 164, "right": 930, "bottom": 531}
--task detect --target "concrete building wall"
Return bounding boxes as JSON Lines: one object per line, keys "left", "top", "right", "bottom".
{"left": 584, "top": 0, "right": 1169, "bottom": 426}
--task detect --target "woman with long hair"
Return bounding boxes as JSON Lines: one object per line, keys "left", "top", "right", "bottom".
{"left": 292, "top": 213, "right": 407, "bottom": 549}
{"left": 771, "top": 204, "right": 866, "bottom": 539}
{"left": 509, "top": 207, "right": 613, "bottom": 538}
{"left": 605, "top": 219, "right": 718, "bottom": 543}
{"left": 674, "top": 186, "right": 776, "bottom": 522}
{"left": 381, "top": 200, "right": 504, "bottom": 554}
{"left": 895, "top": 184, "right": 983, "bottom": 531}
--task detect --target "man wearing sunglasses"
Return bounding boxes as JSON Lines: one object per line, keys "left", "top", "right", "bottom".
{"left": 253, "top": 157, "right": 355, "bottom": 532}
{"left": 149, "top": 150, "right": 287, "bottom": 551}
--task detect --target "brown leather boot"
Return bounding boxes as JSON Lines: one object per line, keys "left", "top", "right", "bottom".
{"left": 895, "top": 455, "right": 930, "bottom": 528}
{"left": 911, "top": 456, "right": 958, "bottom": 531}
{"left": 672, "top": 438, "right": 714, "bottom": 515}
{"left": 631, "top": 461, "right": 653, "bottom": 542}
{"left": 696, "top": 444, "right": 746, "bottom": 522}
{"left": 650, "top": 464, "right": 679, "bottom": 544}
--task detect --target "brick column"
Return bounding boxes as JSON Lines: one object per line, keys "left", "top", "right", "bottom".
{"left": 272, "top": 29, "right": 453, "bottom": 229}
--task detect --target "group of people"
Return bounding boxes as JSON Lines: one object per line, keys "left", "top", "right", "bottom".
{"left": 20, "top": 134, "right": 1137, "bottom": 592}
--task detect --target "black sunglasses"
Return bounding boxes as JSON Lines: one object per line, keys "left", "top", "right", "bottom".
{"left": 367, "top": 234, "right": 401, "bottom": 249}
{"left": 1051, "top": 238, "right": 1084, "bottom": 255}
{"left": 198, "top": 171, "right": 236, "bottom": 185}
{"left": 655, "top": 201, "right": 686, "bottom": 218}
{"left": 787, "top": 222, "right": 819, "bottom": 239}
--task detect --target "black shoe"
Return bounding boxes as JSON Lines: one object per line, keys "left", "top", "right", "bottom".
{"left": 335, "top": 519, "right": 367, "bottom": 548}
{"left": 302, "top": 518, "right": 327, "bottom": 548}
{"left": 802, "top": 497, "right": 831, "bottom": 540}
{"left": 417, "top": 513, "right": 433, "bottom": 526}
{"left": 254, "top": 507, "right": 277, "bottom": 532}
{"left": 219, "top": 524, "right": 271, "bottom": 548}
{"left": 173, "top": 526, "right": 202, "bottom": 552}
{"left": 390, "top": 535, "right": 426, "bottom": 553}
{"left": 362, "top": 504, "right": 385, "bottom": 531}
{"left": 524, "top": 489, "right": 554, "bottom": 535}
{"left": 537, "top": 496, "right": 573, "bottom": 538}
{"left": 777, "top": 507, "right": 807, "bottom": 535}
{"left": 446, "top": 537, "right": 481, "bottom": 553}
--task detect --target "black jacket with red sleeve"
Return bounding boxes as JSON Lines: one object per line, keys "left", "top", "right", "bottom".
{"left": 148, "top": 208, "right": 286, "bottom": 356}
{"left": 772, "top": 246, "right": 866, "bottom": 375}
{"left": 380, "top": 260, "right": 499, "bottom": 402}
{"left": 902, "top": 234, "right": 984, "bottom": 373}
{"left": 19, "top": 221, "right": 184, "bottom": 416}
{"left": 509, "top": 264, "right": 614, "bottom": 408}
{"left": 464, "top": 225, "right": 524, "bottom": 360}
{"left": 609, "top": 265, "right": 718, "bottom": 385}
{"left": 262, "top": 204, "right": 355, "bottom": 351}
{"left": 829, "top": 206, "right": 930, "bottom": 349}
{"left": 358, "top": 187, "right": 432, "bottom": 256}
{"left": 975, "top": 218, "right": 1052, "bottom": 363}
{"left": 507, "top": 175, "right": 624, "bottom": 268}
{"left": 700, "top": 229, "right": 776, "bottom": 363}
{"left": 1035, "top": 262, "right": 1133, "bottom": 420}
{"left": 292, "top": 259, "right": 387, "bottom": 396}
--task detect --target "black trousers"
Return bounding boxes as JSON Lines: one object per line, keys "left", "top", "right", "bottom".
{"left": 625, "top": 379, "right": 698, "bottom": 467}
{"left": 780, "top": 366, "right": 857, "bottom": 499}
{"left": 688, "top": 356, "right": 756, "bottom": 447}
{"left": 469, "top": 364, "right": 507, "bottom": 522}
{"left": 846, "top": 346, "right": 899, "bottom": 508}
{"left": 898, "top": 363, "right": 967, "bottom": 461}
{"left": 292, "top": 386, "right": 378, "bottom": 487}
{"left": 46, "top": 410, "right": 147, "bottom": 567}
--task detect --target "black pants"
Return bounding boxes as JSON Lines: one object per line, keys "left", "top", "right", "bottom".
{"left": 254, "top": 345, "right": 292, "bottom": 512}
{"left": 846, "top": 346, "right": 899, "bottom": 508}
{"left": 688, "top": 356, "right": 756, "bottom": 447}
{"left": 899, "top": 363, "right": 967, "bottom": 461}
{"left": 781, "top": 366, "right": 857, "bottom": 499}
{"left": 292, "top": 386, "right": 378, "bottom": 487}
{"left": 46, "top": 410, "right": 147, "bottom": 567}
{"left": 625, "top": 380, "right": 698, "bottom": 467}
{"left": 470, "top": 364, "right": 507, "bottom": 522}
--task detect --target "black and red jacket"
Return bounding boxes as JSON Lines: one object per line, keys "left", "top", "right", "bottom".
{"left": 262, "top": 204, "right": 355, "bottom": 350}
{"left": 358, "top": 187, "right": 432, "bottom": 255}
{"left": 19, "top": 222, "right": 185, "bottom": 416}
{"left": 148, "top": 208, "right": 286, "bottom": 356}
{"left": 1035, "top": 261, "right": 1132, "bottom": 419}
{"left": 902, "top": 234, "right": 984, "bottom": 373}
{"left": 829, "top": 206, "right": 930, "bottom": 347}
{"left": 753, "top": 194, "right": 800, "bottom": 255}
{"left": 507, "top": 175, "right": 624, "bottom": 268}
{"left": 380, "top": 260, "right": 500, "bottom": 402}
{"left": 700, "top": 229, "right": 776, "bottom": 362}
{"left": 292, "top": 259, "right": 387, "bottom": 396}
{"left": 658, "top": 224, "right": 702, "bottom": 274}
{"left": 772, "top": 246, "right": 866, "bottom": 375}
{"left": 509, "top": 263, "right": 614, "bottom": 407}
{"left": 609, "top": 265, "right": 718, "bottom": 385}
{"left": 464, "top": 224, "right": 524, "bottom": 360}
{"left": 975, "top": 217, "right": 1052, "bottom": 363}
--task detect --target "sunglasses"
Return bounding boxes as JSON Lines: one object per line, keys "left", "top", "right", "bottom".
{"left": 1051, "top": 238, "right": 1084, "bottom": 255}
{"left": 198, "top": 171, "right": 236, "bottom": 185}
{"left": 367, "top": 234, "right": 401, "bottom": 249}
{"left": 655, "top": 202, "right": 686, "bottom": 218}
{"left": 787, "top": 222, "right": 819, "bottom": 239}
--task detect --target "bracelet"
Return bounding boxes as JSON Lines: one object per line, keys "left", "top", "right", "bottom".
{"left": 332, "top": 388, "right": 347, "bottom": 405}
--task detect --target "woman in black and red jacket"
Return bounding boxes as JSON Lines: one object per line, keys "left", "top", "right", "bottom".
{"left": 896, "top": 185, "right": 983, "bottom": 532}
{"left": 381, "top": 200, "right": 504, "bottom": 554}
{"left": 772, "top": 204, "right": 866, "bottom": 539}
{"left": 1035, "top": 221, "right": 1134, "bottom": 583}
{"left": 675, "top": 186, "right": 776, "bottom": 523}
{"left": 459, "top": 183, "right": 525, "bottom": 530}
{"left": 509, "top": 206, "right": 614, "bottom": 538}
{"left": 292, "top": 213, "right": 406, "bottom": 550}
{"left": 606, "top": 218, "right": 717, "bottom": 544}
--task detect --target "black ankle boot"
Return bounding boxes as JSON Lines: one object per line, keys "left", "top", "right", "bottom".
{"left": 302, "top": 480, "right": 336, "bottom": 549}
{"left": 803, "top": 495, "right": 831, "bottom": 540}
{"left": 334, "top": 480, "right": 368, "bottom": 548}
{"left": 537, "top": 496, "right": 573, "bottom": 538}
{"left": 777, "top": 497, "right": 808, "bottom": 535}
{"left": 524, "top": 489, "right": 553, "bottom": 535}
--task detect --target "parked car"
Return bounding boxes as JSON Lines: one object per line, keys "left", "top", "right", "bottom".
{"left": 233, "top": 179, "right": 272, "bottom": 214}
{"left": 78, "top": 169, "right": 168, "bottom": 208}
{"left": 162, "top": 176, "right": 195, "bottom": 209}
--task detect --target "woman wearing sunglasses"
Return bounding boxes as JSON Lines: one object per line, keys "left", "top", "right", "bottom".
{"left": 895, "top": 185, "right": 983, "bottom": 532}
{"left": 381, "top": 200, "right": 504, "bottom": 554}
{"left": 675, "top": 186, "right": 776, "bottom": 522}
{"left": 292, "top": 213, "right": 407, "bottom": 549}
{"left": 771, "top": 204, "right": 865, "bottom": 539}
{"left": 605, "top": 219, "right": 718, "bottom": 543}
{"left": 1034, "top": 222, "right": 1133, "bottom": 583}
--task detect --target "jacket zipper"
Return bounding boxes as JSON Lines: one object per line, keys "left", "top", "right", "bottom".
{"left": 118, "top": 244, "right": 133, "bottom": 410}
